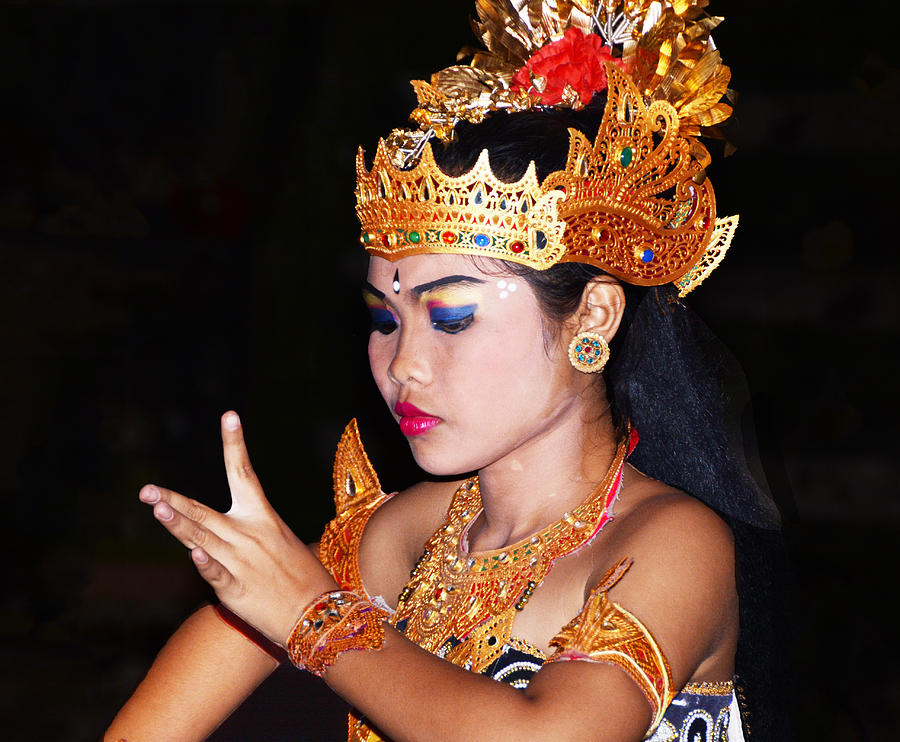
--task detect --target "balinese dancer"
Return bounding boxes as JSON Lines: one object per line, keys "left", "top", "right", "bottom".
{"left": 107, "top": 2, "right": 785, "bottom": 740}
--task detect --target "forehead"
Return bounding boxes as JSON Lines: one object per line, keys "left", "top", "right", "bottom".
{"left": 366, "top": 253, "right": 502, "bottom": 288}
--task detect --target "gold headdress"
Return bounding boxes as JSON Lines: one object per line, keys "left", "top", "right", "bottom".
{"left": 356, "top": 0, "right": 738, "bottom": 295}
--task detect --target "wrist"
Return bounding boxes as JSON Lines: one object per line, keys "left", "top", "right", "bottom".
{"left": 286, "top": 590, "right": 390, "bottom": 676}
{"left": 214, "top": 603, "right": 287, "bottom": 663}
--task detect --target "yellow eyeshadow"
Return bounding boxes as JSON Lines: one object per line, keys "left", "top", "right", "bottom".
{"left": 420, "top": 286, "right": 481, "bottom": 306}
{"left": 362, "top": 291, "right": 386, "bottom": 309}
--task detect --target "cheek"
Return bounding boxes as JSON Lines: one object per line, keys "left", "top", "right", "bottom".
{"left": 464, "top": 318, "right": 553, "bottom": 400}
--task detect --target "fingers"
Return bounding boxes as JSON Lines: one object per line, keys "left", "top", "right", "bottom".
{"left": 139, "top": 483, "right": 227, "bottom": 531}
{"left": 191, "top": 547, "right": 235, "bottom": 590}
{"left": 220, "top": 411, "right": 267, "bottom": 514}
{"left": 140, "top": 484, "right": 230, "bottom": 556}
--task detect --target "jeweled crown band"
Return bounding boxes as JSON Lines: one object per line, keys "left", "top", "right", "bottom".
{"left": 357, "top": 63, "right": 738, "bottom": 294}
{"left": 357, "top": 145, "right": 567, "bottom": 271}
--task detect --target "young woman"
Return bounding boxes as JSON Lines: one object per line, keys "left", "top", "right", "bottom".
{"left": 106, "top": 2, "right": 784, "bottom": 740}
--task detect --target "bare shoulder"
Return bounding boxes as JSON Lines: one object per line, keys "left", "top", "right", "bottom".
{"left": 357, "top": 478, "right": 462, "bottom": 602}
{"left": 365, "top": 479, "right": 461, "bottom": 558}
{"left": 603, "top": 467, "right": 735, "bottom": 580}
{"left": 592, "top": 468, "right": 738, "bottom": 684}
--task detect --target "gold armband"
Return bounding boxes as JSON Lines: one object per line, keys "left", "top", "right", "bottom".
{"left": 319, "top": 420, "right": 394, "bottom": 595}
{"left": 287, "top": 590, "right": 390, "bottom": 677}
{"left": 547, "top": 559, "right": 674, "bottom": 733}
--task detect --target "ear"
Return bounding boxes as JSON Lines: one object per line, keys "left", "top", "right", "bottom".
{"left": 571, "top": 275, "right": 626, "bottom": 342}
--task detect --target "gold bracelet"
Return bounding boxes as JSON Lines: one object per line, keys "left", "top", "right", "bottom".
{"left": 286, "top": 590, "right": 389, "bottom": 676}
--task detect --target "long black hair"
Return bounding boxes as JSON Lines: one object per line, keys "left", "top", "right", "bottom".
{"left": 428, "top": 100, "right": 793, "bottom": 740}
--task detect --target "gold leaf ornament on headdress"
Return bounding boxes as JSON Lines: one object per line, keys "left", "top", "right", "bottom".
{"left": 361, "top": 0, "right": 739, "bottom": 295}
{"left": 394, "top": 0, "right": 734, "bottom": 156}
{"left": 623, "top": 0, "right": 733, "bottom": 136}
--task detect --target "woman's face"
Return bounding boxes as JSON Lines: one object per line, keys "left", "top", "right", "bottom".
{"left": 365, "top": 254, "right": 587, "bottom": 476}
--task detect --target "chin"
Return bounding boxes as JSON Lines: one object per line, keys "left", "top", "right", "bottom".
{"left": 406, "top": 437, "right": 479, "bottom": 478}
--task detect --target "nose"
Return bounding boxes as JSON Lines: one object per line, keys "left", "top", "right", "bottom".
{"left": 388, "top": 324, "right": 433, "bottom": 388}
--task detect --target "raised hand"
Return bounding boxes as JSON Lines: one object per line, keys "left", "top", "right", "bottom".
{"left": 139, "top": 411, "right": 337, "bottom": 646}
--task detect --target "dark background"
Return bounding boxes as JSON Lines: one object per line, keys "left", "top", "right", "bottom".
{"left": 2, "top": 2, "right": 897, "bottom": 740}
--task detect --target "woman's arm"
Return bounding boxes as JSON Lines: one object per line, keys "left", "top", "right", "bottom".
{"left": 142, "top": 412, "right": 736, "bottom": 742}
{"left": 321, "top": 494, "right": 735, "bottom": 742}
{"left": 327, "top": 624, "right": 653, "bottom": 742}
{"left": 104, "top": 605, "right": 279, "bottom": 742}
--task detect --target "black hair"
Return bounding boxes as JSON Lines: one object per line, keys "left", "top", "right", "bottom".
{"left": 432, "top": 102, "right": 780, "bottom": 526}
{"left": 430, "top": 103, "right": 793, "bottom": 739}
{"left": 431, "top": 96, "right": 608, "bottom": 181}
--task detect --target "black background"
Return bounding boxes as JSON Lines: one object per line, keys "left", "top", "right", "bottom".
{"left": 2, "top": 2, "right": 898, "bottom": 740}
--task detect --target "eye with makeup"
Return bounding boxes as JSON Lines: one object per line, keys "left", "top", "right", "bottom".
{"left": 428, "top": 302, "right": 477, "bottom": 334}
{"left": 363, "top": 293, "right": 398, "bottom": 335}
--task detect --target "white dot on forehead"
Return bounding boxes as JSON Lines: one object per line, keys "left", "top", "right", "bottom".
{"left": 496, "top": 280, "right": 507, "bottom": 289}
{"left": 499, "top": 290, "right": 509, "bottom": 299}
{"left": 507, "top": 282, "right": 517, "bottom": 292}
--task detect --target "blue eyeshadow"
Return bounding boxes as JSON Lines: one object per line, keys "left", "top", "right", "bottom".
{"left": 429, "top": 304, "right": 477, "bottom": 322}
{"left": 368, "top": 307, "right": 396, "bottom": 322}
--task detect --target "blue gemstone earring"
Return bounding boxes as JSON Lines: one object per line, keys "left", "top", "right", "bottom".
{"left": 567, "top": 332, "right": 610, "bottom": 374}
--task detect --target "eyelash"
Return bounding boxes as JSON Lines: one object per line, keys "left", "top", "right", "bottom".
{"left": 429, "top": 305, "right": 476, "bottom": 334}
{"left": 368, "top": 307, "right": 398, "bottom": 335}
{"left": 366, "top": 304, "right": 477, "bottom": 335}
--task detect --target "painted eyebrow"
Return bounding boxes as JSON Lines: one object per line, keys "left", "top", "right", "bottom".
{"left": 362, "top": 282, "right": 385, "bottom": 300}
{"left": 412, "top": 275, "right": 486, "bottom": 297}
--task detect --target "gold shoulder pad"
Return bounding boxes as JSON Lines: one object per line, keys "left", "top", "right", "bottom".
{"left": 332, "top": 418, "right": 382, "bottom": 515}
{"left": 320, "top": 420, "right": 391, "bottom": 595}
{"left": 548, "top": 559, "right": 674, "bottom": 735}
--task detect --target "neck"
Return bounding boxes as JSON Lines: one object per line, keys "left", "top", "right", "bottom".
{"left": 468, "top": 387, "right": 619, "bottom": 552}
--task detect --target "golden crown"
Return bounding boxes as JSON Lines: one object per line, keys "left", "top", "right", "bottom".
{"left": 356, "top": 141, "right": 569, "bottom": 270}
{"left": 356, "top": 0, "right": 738, "bottom": 295}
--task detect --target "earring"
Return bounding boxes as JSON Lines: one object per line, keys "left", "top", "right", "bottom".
{"left": 568, "top": 332, "right": 610, "bottom": 373}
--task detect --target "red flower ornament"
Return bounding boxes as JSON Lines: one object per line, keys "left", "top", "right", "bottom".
{"left": 511, "top": 27, "right": 625, "bottom": 108}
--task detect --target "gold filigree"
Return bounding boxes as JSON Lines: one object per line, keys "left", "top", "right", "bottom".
{"left": 682, "top": 680, "right": 734, "bottom": 695}
{"left": 357, "top": 141, "right": 568, "bottom": 270}
{"left": 319, "top": 420, "right": 392, "bottom": 596}
{"left": 391, "top": 433, "right": 628, "bottom": 660}
{"left": 286, "top": 591, "right": 390, "bottom": 677}
{"left": 548, "top": 559, "right": 675, "bottom": 734}
{"left": 358, "top": 64, "right": 737, "bottom": 290}
{"left": 548, "top": 62, "right": 729, "bottom": 285}
{"left": 323, "top": 426, "right": 729, "bottom": 742}
{"left": 348, "top": 715, "right": 387, "bottom": 742}
{"left": 394, "top": 0, "right": 733, "bottom": 153}
{"left": 620, "top": 0, "right": 732, "bottom": 138}
{"left": 344, "top": 432, "right": 629, "bottom": 742}
{"left": 674, "top": 215, "right": 738, "bottom": 296}
{"left": 332, "top": 418, "right": 382, "bottom": 514}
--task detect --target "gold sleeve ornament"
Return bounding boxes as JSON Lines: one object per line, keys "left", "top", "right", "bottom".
{"left": 547, "top": 558, "right": 675, "bottom": 734}
{"left": 318, "top": 420, "right": 394, "bottom": 595}
{"left": 357, "top": 0, "right": 739, "bottom": 296}
{"left": 287, "top": 423, "right": 393, "bottom": 678}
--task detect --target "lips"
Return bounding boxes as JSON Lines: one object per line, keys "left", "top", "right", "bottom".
{"left": 394, "top": 401, "right": 442, "bottom": 436}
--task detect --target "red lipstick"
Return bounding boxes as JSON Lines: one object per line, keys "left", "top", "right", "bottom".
{"left": 394, "top": 401, "right": 441, "bottom": 436}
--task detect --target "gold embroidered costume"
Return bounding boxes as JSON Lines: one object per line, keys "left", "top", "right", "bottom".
{"left": 318, "top": 419, "right": 395, "bottom": 595}
{"left": 334, "top": 0, "right": 753, "bottom": 737}
{"left": 358, "top": 0, "right": 739, "bottom": 296}
{"left": 320, "top": 422, "right": 740, "bottom": 742}
{"left": 547, "top": 557, "right": 674, "bottom": 730}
